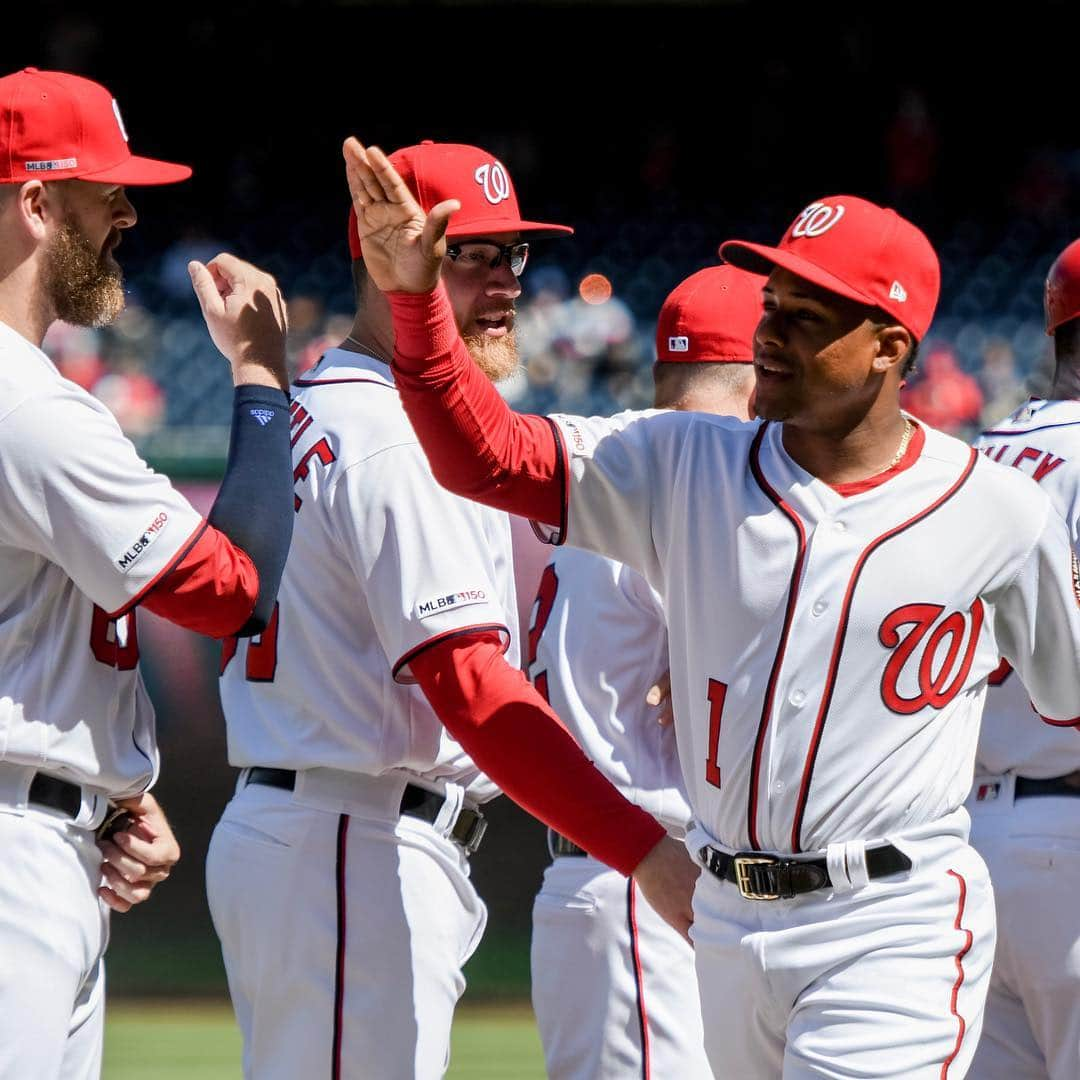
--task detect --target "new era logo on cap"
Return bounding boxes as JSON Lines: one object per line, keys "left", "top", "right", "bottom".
{"left": 719, "top": 194, "right": 940, "bottom": 340}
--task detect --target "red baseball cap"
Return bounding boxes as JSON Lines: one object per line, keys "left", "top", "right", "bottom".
{"left": 720, "top": 195, "right": 939, "bottom": 340}
{"left": 1044, "top": 237, "right": 1080, "bottom": 335}
{"left": 348, "top": 140, "right": 572, "bottom": 259}
{"left": 655, "top": 265, "right": 764, "bottom": 364}
{"left": 0, "top": 68, "right": 191, "bottom": 185}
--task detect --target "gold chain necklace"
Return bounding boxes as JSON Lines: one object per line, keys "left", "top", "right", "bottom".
{"left": 886, "top": 419, "right": 915, "bottom": 471}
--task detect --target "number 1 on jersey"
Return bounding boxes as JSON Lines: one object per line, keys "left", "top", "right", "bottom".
{"left": 705, "top": 678, "right": 728, "bottom": 789}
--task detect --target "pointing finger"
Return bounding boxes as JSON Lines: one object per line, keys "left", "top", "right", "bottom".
{"left": 188, "top": 261, "right": 225, "bottom": 318}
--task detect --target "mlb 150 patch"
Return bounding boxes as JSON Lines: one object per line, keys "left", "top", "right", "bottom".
{"left": 415, "top": 589, "right": 488, "bottom": 619}
{"left": 114, "top": 510, "right": 169, "bottom": 573}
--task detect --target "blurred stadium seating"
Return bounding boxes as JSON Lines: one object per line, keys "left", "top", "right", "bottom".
{"left": 47, "top": 200, "right": 1076, "bottom": 461}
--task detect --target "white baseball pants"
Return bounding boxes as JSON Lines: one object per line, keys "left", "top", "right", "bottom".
{"left": 968, "top": 777, "right": 1080, "bottom": 1080}
{"left": 206, "top": 772, "right": 487, "bottom": 1080}
{"left": 0, "top": 807, "right": 108, "bottom": 1080}
{"left": 530, "top": 853, "right": 712, "bottom": 1080}
{"left": 690, "top": 827, "right": 995, "bottom": 1078}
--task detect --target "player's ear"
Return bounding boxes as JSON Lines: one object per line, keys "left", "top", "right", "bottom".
{"left": 10, "top": 180, "right": 52, "bottom": 242}
{"left": 871, "top": 325, "right": 911, "bottom": 374}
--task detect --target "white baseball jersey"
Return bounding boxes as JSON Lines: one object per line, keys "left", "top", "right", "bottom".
{"left": 973, "top": 398, "right": 1080, "bottom": 778}
{"left": 536, "top": 410, "right": 1080, "bottom": 854}
{"left": 0, "top": 320, "right": 204, "bottom": 796}
{"left": 219, "top": 349, "right": 517, "bottom": 801}
{"left": 528, "top": 547, "right": 691, "bottom": 833}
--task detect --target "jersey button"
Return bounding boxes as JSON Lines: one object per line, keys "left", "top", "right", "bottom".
{"left": 789, "top": 689, "right": 806, "bottom": 707}
{"left": 811, "top": 599, "right": 828, "bottom": 616}
{"left": 774, "top": 780, "right": 785, "bottom": 793}
{"left": 833, "top": 521, "right": 847, "bottom": 532}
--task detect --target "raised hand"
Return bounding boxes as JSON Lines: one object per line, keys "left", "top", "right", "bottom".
{"left": 343, "top": 137, "right": 460, "bottom": 295}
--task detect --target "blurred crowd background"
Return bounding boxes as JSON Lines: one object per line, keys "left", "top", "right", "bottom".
{"left": 10, "top": 0, "right": 1079, "bottom": 998}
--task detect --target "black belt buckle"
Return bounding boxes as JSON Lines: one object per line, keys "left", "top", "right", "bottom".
{"left": 451, "top": 807, "right": 487, "bottom": 855}
{"left": 733, "top": 853, "right": 792, "bottom": 901}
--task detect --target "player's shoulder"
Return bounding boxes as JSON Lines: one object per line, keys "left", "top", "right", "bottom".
{"left": 553, "top": 406, "right": 759, "bottom": 459}
{"left": 978, "top": 397, "right": 1080, "bottom": 439}
{"left": 292, "top": 348, "right": 417, "bottom": 456}
{"left": 0, "top": 330, "right": 122, "bottom": 442}
{"left": 0, "top": 321, "right": 82, "bottom": 422}
{"left": 911, "top": 422, "right": 1044, "bottom": 506}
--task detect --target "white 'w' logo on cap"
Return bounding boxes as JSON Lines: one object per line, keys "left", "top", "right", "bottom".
{"left": 791, "top": 203, "right": 845, "bottom": 238}
{"left": 474, "top": 162, "right": 511, "bottom": 206}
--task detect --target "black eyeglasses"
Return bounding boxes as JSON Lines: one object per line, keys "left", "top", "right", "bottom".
{"left": 446, "top": 240, "right": 530, "bottom": 277}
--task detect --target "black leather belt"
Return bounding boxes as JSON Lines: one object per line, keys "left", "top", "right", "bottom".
{"left": 698, "top": 842, "right": 912, "bottom": 901}
{"left": 28, "top": 772, "right": 82, "bottom": 818}
{"left": 1015, "top": 773, "right": 1080, "bottom": 799}
{"left": 548, "top": 827, "right": 586, "bottom": 858}
{"left": 245, "top": 767, "right": 488, "bottom": 854}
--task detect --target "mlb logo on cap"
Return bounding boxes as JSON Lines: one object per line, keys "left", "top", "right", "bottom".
{"left": 654, "top": 265, "right": 764, "bottom": 365}
{"left": 0, "top": 68, "right": 191, "bottom": 185}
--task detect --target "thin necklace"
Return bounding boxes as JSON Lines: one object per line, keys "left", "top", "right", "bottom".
{"left": 344, "top": 335, "right": 394, "bottom": 366}
{"left": 886, "top": 418, "right": 915, "bottom": 471}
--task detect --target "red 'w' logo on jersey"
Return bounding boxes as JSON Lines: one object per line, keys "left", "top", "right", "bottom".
{"left": 878, "top": 599, "right": 984, "bottom": 714}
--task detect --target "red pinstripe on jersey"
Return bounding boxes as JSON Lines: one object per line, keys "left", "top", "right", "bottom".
{"left": 747, "top": 423, "right": 809, "bottom": 850}
{"left": 789, "top": 448, "right": 977, "bottom": 851}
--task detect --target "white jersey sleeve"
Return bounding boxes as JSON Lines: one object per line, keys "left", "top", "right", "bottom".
{"left": 974, "top": 399, "right": 1080, "bottom": 772}
{"left": 991, "top": 500, "right": 1080, "bottom": 724}
{"left": 529, "top": 546, "right": 692, "bottom": 833}
{"left": 0, "top": 387, "right": 204, "bottom": 615}
{"left": 330, "top": 440, "right": 514, "bottom": 682}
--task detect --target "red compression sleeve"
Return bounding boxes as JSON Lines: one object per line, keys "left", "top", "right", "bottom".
{"left": 410, "top": 629, "right": 666, "bottom": 876}
{"left": 390, "top": 286, "right": 564, "bottom": 527}
{"left": 139, "top": 524, "right": 259, "bottom": 637}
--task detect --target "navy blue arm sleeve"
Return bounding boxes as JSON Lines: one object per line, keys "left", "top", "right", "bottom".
{"left": 207, "top": 385, "right": 294, "bottom": 636}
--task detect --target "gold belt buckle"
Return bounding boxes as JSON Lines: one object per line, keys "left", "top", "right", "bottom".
{"left": 734, "top": 855, "right": 781, "bottom": 900}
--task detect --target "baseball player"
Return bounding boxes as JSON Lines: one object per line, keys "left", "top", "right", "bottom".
{"left": 0, "top": 68, "right": 294, "bottom": 1080}
{"left": 206, "top": 141, "right": 696, "bottom": 1080}
{"left": 529, "top": 265, "right": 760, "bottom": 1080}
{"left": 346, "top": 141, "right": 1080, "bottom": 1078}
{"left": 966, "top": 240, "right": 1080, "bottom": 1080}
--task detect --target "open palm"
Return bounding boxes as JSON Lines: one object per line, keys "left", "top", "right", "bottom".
{"left": 343, "top": 137, "right": 460, "bottom": 295}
